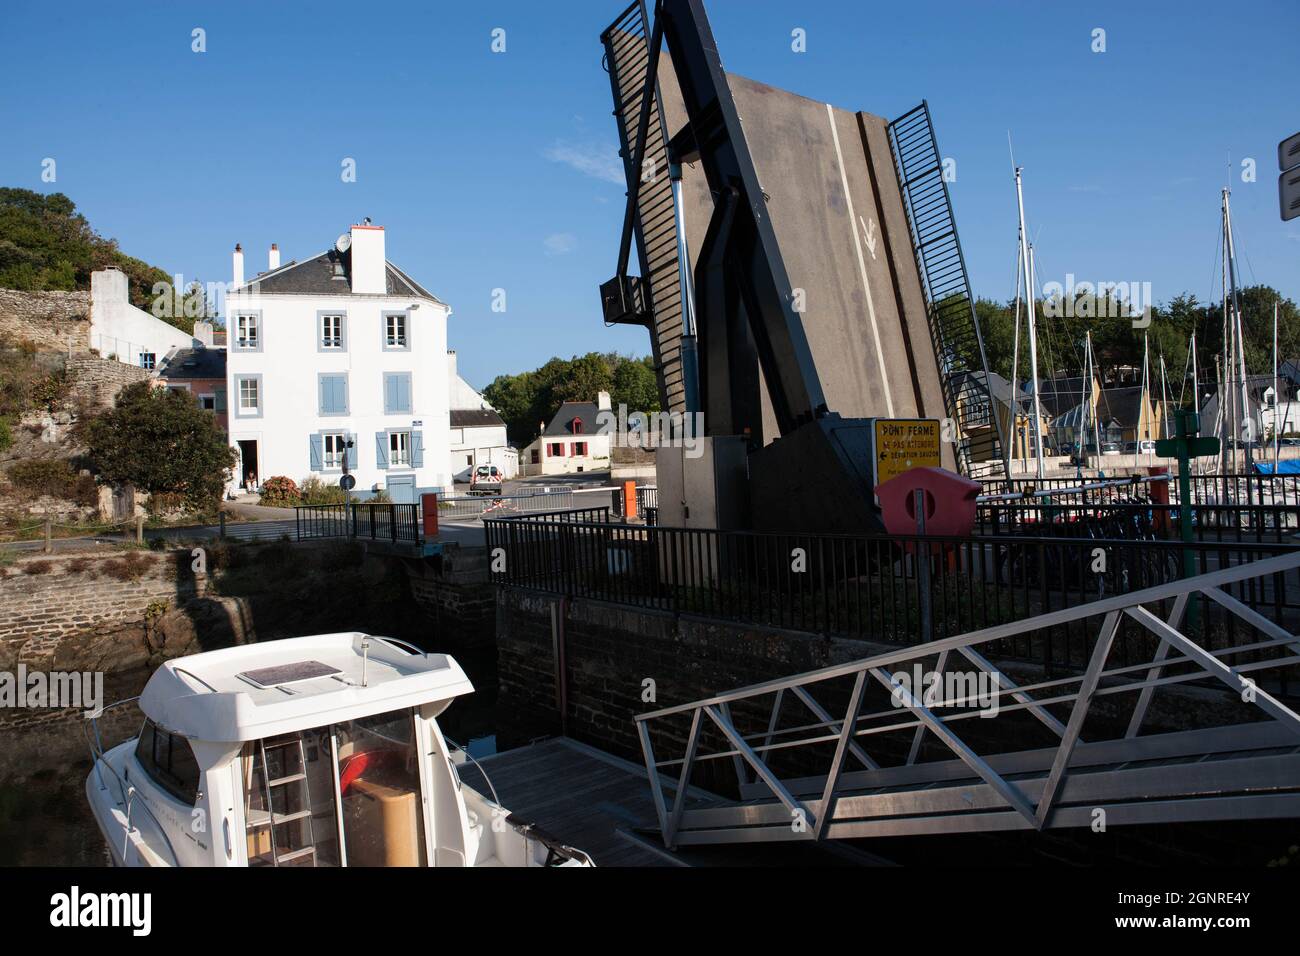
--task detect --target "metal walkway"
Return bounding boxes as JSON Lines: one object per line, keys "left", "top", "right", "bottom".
{"left": 635, "top": 551, "right": 1300, "bottom": 847}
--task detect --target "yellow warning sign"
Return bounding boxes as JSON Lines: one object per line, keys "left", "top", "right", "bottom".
{"left": 873, "top": 418, "right": 941, "bottom": 485}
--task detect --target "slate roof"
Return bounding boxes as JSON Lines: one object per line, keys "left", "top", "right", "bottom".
{"left": 450, "top": 408, "right": 505, "bottom": 428}
{"left": 158, "top": 347, "right": 226, "bottom": 380}
{"left": 240, "top": 249, "right": 444, "bottom": 303}
{"left": 543, "top": 402, "right": 600, "bottom": 436}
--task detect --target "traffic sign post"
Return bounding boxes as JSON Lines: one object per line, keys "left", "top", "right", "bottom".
{"left": 1155, "top": 409, "right": 1220, "bottom": 627}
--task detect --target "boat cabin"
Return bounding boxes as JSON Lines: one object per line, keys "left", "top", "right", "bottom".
{"left": 88, "top": 633, "right": 586, "bottom": 866}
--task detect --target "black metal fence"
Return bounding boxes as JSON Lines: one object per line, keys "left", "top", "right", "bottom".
{"left": 981, "top": 473, "right": 1300, "bottom": 508}
{"left": 976, "top": 500, "right": 1299, "bottom": 544}
{"left": 296, "top": 503, "right": 421, "bottom": 544}
{"left": 485, "top": 512, "right": 1299, "bottom": 687}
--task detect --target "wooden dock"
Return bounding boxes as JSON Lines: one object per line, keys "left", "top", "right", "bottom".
{"left": 457, "top": 736, "right": 888, "bottom": 867}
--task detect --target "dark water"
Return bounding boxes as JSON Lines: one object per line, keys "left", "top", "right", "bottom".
{"left": 0, "top": 641, "right": 499, "bottom": 867}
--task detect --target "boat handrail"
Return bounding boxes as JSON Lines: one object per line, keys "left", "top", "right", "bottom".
{"left": 172, "top": 666, "right": 219, "bottom": 693}
{"left": 370, "top": 636, "right": 428, "bottom": 658}
{"left": 446, "top": 737, "right": 502, "bottom": 807}
{"left": 82, "top": 697, "right": 180, "bottom": 866}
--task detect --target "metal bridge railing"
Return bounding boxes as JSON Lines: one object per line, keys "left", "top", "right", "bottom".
{"left": 295, "top": 502, "right": 421, "bottom": 544}
{"left": 633, "top": 550, "right": 1300, "bottom": 847}
{"left": 484, "top": 514, "right": 1300, "bottom": 682}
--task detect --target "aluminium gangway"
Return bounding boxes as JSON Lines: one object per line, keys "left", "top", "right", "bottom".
{"left": 635, "top": 551, "right": 1300, "bottom": 847}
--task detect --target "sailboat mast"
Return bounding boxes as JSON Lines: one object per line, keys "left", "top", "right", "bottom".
{"left": 1224, "top": 188, "right": 1251, "bottom": 469}
{"left": 1006, "top": 248, "right": 1023, "bottom": 477}
{"left": 1015, "top": 167, "right": 1044, "bottom": 479}
{"left": 1274, "top": 300, "right": 1280, "bottom": 464}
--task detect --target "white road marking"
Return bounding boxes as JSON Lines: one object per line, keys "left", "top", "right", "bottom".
{"left": 827, "top": 102, "right": 894, "bottom": 416}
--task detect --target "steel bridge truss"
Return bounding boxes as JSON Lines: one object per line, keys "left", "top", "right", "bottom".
{"left": 636, "top": 551, "right": 1300, "bottom": 847}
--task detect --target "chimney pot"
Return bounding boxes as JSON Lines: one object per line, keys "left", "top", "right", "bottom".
{"left": 268, "top": 243, "right": 281, "bottom": 271}
{"left": 232, "top": 244, "right": 245, "bottom": 287}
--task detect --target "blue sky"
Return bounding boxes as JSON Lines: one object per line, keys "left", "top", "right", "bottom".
{"left": 2, "top": 0, "right": 1296, "bottom": 389}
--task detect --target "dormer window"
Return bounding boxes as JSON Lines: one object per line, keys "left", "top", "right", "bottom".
{"left": 571, "top": 417, "right": 584, "bottom": 434}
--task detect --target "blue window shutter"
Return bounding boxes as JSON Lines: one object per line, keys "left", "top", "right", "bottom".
{"left": 318, "top": 377, "right": 329, "bottom": 414}
{"left": 309, "top": 435, "right": 323, "bottom": 471}
{"left": 335, "top": 375, "right": 347, "bottom": 413}
{"left": 375, "top": 432, "right": 389, "bottom": 469}
{"left": 214, "top": 389, "right": 227, "bottom": 412}
{"left": 384, "top": 374, "right": 396, "bottom": 413}
{"left": 400, "top": 374, "right": 412, "bottom": 412}
{"left": 412, "top": 429, "right": 424, "bottom": 468}
{"left": 344, "top": 437, "right": 356, "bottom": 470}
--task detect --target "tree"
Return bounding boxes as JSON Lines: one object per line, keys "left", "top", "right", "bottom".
{"left": 85, "top": 383, "right": 237, "bottom": 512}
{"left": 483, "top": 352, "right": 662, "bottom": 445}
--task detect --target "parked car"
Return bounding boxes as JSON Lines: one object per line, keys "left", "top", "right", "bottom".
{"left": 1136, "top": 439, "right": 1157, "bottom": 454}
{"left": 470, "top": 464, "right": 503, "bottom": 496}
{"left": 1101, "top": 442, "right": 1122, "bottom": 455}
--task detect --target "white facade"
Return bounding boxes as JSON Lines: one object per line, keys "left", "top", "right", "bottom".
{"left": 90, "top": 268, "right": 196, "bottom": 369}
{"left": 446, "top": 349, "right": 516, "bottom": 481}
{"left": 521, "top": 392, "right": 613, "bottom": 476}
{"left": 224, "top": 224, "right": 452, "bottom": 502}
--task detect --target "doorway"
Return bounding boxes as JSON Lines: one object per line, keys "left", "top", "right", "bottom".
{"left": 386, "top": 474, "right": 416, "bottom": 505}
{"left": 238, "top": 440, "right": 259, "bottom": 491}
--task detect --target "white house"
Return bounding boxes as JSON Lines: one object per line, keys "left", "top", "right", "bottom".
{"left": 521, "top": 391, "right": 613, "bottom": 476}
{"left": 446, "top": 349, "right": 515, "bottom": 481}
{"left": 224, "top": 222, "right": 453, "bottom": 503}
{"left": 90, "top": 268, "right": 197, "bottom": 369}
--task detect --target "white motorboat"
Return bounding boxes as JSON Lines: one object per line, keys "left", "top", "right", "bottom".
{"left": 85, "top": 633, "right": 592, "bottom": 867}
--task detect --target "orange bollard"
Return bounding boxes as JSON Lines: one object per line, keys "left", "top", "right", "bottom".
{"left": 622, "top": 480, "right": 638, "bottom": 520}
{"left": 1147, "top": 467, "right": 1169, "bottom": 536}
{"left": 421, "top": 492, "right": 439, "bottom": 539}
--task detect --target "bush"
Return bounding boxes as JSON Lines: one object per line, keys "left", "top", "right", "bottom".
{"left": 5, "top": 459, "right": 97, "bottom": 505}
{"left": 0, "top": 418, "right": 11, "bottom": 453}
{"left": 369, "top": 488, "right": 392, "bottom": 504}
{"left": 102, "top": 551, "right": 151, "bottom": 581}
{"left": 22, "top": 560, "right": 53, "bottom": 575}
{"left": 298, "top": 476, "right": 346, "bottom": 506}
{"left": 145, "top": 491, "right": 187, "bottom": 518}
{"left": 258, "top": 476, "right": 299, "bottom": 508}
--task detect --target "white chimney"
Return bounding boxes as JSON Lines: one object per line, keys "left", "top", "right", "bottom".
{"left": 232, "top": 243, "right": 244, "bottom": 287}
{"left": 597, "top": 390, "right": 612, "bottom": 411}
{"left": 193, "top": 321, "right": 214, "bottom": 349}
{"left": 349, "top": 221, "right": 386, "bottom": 294}
{"left": 447, "top": 349, "right": 458, "bottom": 380}
{"left": 268, "top": 243, "right": 280, "bottom": 271}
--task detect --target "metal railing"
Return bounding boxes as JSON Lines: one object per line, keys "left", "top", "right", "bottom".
{"left": 484, "top": 513, "right": 1300, "bottom": 682}
{"left": 634, "top": 550, "right": 1300, "bottom": 847}
{"left": 437, "top": 490, "right": 576, "bottom": 520}
{"left": 295, "top": 502, "right": 421, "bottom": 544}
{"left": 981, "top": 473, "right": 1300, "bottom": 508}
{"left": 976, "top": 500, "right": 1300, "bottom": 544}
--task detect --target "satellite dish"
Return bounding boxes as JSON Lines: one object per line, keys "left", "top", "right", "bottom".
{"left": 335, "top": 233, "right": 351, "bottom": 254}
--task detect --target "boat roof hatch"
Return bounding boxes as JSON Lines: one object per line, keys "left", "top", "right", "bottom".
{"left": 138, "top": 633, "right": 474, "bottom": 744}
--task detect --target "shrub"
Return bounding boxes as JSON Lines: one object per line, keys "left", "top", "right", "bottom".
{"left": 102, "top": 551, "right": 151, "bottom": 581}
{"left": 22, "top": 560, "right": 53, "bottom": 575}
{"left": 6, "top": 459, "right": 97, "bottom": 505}
{"left": 258, "top": 476, "right": 299, "bottom": 508}
{"left": 369, "top": 488, "right": 392, "bottom": 504}
{"left": 145, "top": 491, "right": 187, "bottom": 517}
{"left": 67, "top": 557, "right": 95, "bottom": 576}
{"left": 0, "top": 418, "right": 11, "bottom": 453}
{"left": 298, "top": 476, "right": 346, "bottom": 506}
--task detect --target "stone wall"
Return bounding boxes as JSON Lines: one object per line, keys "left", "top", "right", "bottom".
{"left": 405, "top": 547, "right": 496, "bottom": 647}
{"left": 0, "top": 288, "right": 91, "bottom": 351}
{"left": 66, "top": 353, "right": 151, "bottom": 409}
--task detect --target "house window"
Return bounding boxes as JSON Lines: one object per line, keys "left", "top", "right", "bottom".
{"left": 571, "top": 417, "right": 584, "bottom": 434}
{"left": 390, "top": 431, "right": 411, "bottom": 466}
{"left": 320, "top": 313, "right": 345, "bottom": 350}
{"left": 572, "top": 441, "right": 588, "bottom": 456}
{"left": 139, "top": 352, "right": 155, "bottom": 370}
{"left": 384, "top": 312, "right": 409, "bottom": 349}
{"left": 547, "top": 442, "right": 565, "bottom": 457}
{"left": 236, "top": 376, "right": 261, "bottom": 416}
{"left": 318, "top": 373, "right": 349, "bottom": 416}
{"left": 199, "top": 394, "right": 216, "bottom": 412}
{"left": 323, "top": 433, "right": 349, "bottom": 469}
{"left": 384, "top": 372, "right": 413, "bottom": 414}
{"left": 531, "top": 449, "right": 540, "bottom": 464}
{"left": 235, "top": 313, "right": 260, "bottom": 350}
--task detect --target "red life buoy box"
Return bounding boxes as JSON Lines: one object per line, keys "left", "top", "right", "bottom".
{"left": 875, "top": 466, "right": 980, "bottom": 539}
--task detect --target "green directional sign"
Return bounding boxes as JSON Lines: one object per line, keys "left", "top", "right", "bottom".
{"left": 1156, "top": 436, "right": 1219, "bottom": 458}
